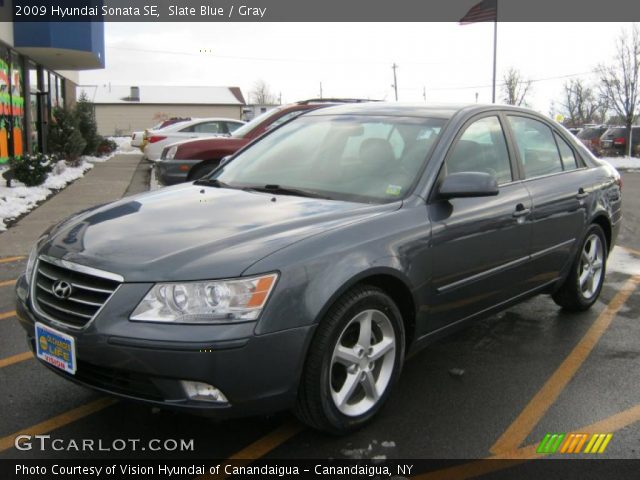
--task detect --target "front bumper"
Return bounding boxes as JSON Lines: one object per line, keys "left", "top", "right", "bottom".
{"left": 15, "top": 275, "right": 314, "bottom": 418}
{"left": 156, "top": 159, "right": 200, "bottom": 185}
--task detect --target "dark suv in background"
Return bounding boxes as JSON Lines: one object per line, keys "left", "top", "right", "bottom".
{"left": 577, "top": 125, "right": 609, "bottom": 154}
{"left": 156, "top": 99, "right": 375, "bottom": 185}
{"left": 599, "top": 126, "right": 640, "bottom": 156}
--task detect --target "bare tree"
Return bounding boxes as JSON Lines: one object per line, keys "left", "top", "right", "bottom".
{"left": 559, "top": 79, "right": 602, "bottom": 127}
{"left": 249, "top": 79, "right": 278, "bottom": 105}
{"left": 598, "top": 24, "right": 640, "bottom": 156}
{"left": 501, "top": 68, "right": 532, "bottom": 106}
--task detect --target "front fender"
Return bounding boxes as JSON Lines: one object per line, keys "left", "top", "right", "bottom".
{"left": 244, "top": 204, "right": 432, "bottom": 336}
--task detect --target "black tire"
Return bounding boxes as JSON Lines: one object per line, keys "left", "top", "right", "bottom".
{"left": 552, "top": 224, "right": 607, "bottom": 312}
{"left": 295, "top": 285, "right": 405, "bottom": 434}
{"left": 188, "top": 162, "right": 218, "bottom": 181}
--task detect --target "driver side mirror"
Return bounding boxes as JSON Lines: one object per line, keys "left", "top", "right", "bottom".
{"left": 438, "top": 172, "right": 499, "bottom": 199}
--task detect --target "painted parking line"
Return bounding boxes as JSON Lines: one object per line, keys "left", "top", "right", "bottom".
{"left": 198, "top": 421, "right": 304, "bottom": 480}
{"left": 0, "top": 398, "right": 118, "bottom": 452}
{"left": 415, "top": 403, "right": 640, "bottom": 479}
{"left": 0, "top": 279, "right": 16, "bottom": 288}
{"left": 490, "top": 274, "right": 640, "bottom": 455}
{"left": 621, "top": 245, "right": 640, "bottom": 257}
{"left": 0, "top": 256, "right": 25, "bottom": 264}
{"left": 0, "top": 310, "right": 16, "bottom": 320}
{"left": 0, "top": 351, "right": 33, "bottom": 369}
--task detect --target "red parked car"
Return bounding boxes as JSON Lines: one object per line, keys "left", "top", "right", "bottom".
{"left": 156, "top": 99, "right": 374, "bottom": 185}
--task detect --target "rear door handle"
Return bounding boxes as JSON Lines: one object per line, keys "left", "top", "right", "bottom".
{"left": 513, "top": 204, "right": 530, "bottom": 218}
{"left": 576, "top": 187, "right": 589, "bottom": 199}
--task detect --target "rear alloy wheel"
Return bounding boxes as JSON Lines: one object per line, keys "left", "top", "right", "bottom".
{"left": 553, "top": 224, "right": 607, "bottom": 311}
{"left": 295, "top": 286, "right": 405, "bottom": 434}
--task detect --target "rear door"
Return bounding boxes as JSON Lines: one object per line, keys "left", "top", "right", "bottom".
{"left": 505, "top": 114, "right": 590, "bottom": 286}
{"left": 427, "top": 114, "right": 533, "bottom": 331}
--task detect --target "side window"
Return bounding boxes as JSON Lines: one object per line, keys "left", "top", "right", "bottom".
{"left": 554, "top": 133, "right": 577, "bottom": 171}
{"left": 179, "top": 125, "right": 195, "bottom": 133}
{"left": 226, "top": 122, "right": 243, "bottom": 133}
{"left": 446, "top": 116, "right": 512, "bottom": 184}
{"left": 508, "top": 116, "right": 563, "bottom": 178}
{"left": 192, "top": 122, "right": 224, "bottom": 134}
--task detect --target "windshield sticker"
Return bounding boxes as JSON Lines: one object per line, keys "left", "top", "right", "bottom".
{"left": 385, "top": 185, "right": 402, "bottom": 196}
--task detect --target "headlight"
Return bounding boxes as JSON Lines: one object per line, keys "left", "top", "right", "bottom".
{"left": 166, "top": 145, "right": 178, "bottom": 160}
{"left": 130, "top": 273, "right": 278, "bottom": 323}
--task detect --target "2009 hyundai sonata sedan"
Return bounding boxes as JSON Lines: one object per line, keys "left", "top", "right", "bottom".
{"left": 15, "top": 103, "right": 622, "bottom": 434}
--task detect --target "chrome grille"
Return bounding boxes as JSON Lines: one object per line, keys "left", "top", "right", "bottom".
{"left": 32, "top": 256, "right": 121, "bottom": 329}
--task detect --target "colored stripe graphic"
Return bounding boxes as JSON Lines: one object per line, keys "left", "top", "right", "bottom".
{"left": 539, "top": 433, "right": 613, "bottom": 454}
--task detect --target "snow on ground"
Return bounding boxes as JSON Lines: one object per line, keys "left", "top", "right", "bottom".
{"left": 600, "top": 156, "right": 640, "bottom": 171}
{"left": 0, "top": 140, "right": 139, "bottom": 231}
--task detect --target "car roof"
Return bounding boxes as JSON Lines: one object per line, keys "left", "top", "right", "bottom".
{"left": 302, "top": 102, "right": 544, "bottom": 120}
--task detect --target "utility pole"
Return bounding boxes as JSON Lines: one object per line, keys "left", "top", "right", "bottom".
{"left": 475, "top": 92, "right": 479, "bottom": 103}
{"left": 319, "top": 82, "right": 323, "bottom": 99}
{"left": 423, "top": 86, "right": 427, "bottom": 103}
{"left": 391, "top": 63, "right": 398, "bottom": 101}
{"left": 278, "top": 92, "right": 282, "bottom": 105}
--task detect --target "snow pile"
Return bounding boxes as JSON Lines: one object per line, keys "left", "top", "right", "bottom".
{"left": 0, "top": 161, "right": 94, "bottom": 231}
{"left": 600, "top": 156, "right": 640, "bottom": 171}
{"left": 109, "top": 136, "right": 139, "bottom": 153}
{"left": 0, "top": 137, "right": 142, "bottom": 230}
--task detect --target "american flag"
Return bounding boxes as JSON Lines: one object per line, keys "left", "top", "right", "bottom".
{"left": 459, "top": 0, "right": 498, "bottom": 24}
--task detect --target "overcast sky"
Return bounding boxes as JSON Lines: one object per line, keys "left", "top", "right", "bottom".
{"left": 80, "top": 22, "right": 632, "bottom": 114}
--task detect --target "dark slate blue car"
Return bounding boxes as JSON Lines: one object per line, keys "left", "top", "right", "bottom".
{"left": 16, "top": 103, "right": 622, "bottom": 433}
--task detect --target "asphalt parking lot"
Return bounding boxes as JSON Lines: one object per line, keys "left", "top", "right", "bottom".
{"left": 1, "top": 172, "right": 639, "bottom": 475}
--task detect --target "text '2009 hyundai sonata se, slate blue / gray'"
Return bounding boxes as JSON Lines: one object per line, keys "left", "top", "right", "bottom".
{"left": 15, "top": 103, "right": 622, "bottom": 433}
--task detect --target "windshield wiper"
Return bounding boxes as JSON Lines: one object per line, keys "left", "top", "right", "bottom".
{"left": 193, "top": 178, "right": 234, "bottom": 188}
{"left": 243, "top": 184, "right": 332, "bottom": 199}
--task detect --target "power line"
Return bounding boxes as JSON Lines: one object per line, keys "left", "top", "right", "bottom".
{"left": 107, "top": 45, "right": 443, "bottom": 66}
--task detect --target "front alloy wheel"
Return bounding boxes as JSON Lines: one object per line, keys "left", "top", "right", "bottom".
{"left": 295, "top": 286, "right": 405, "bottom": 434}
{"left": 330, "top": 309, "right": 396, "bottom": 417}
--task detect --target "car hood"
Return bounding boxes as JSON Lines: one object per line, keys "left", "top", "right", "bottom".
{"left": 42, "top": 184, "right": 399, "bottom": 282}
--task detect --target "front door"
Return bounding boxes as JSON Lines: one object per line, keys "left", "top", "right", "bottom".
{"left": 427, "top": 114, "right": 533, "bottom": 333}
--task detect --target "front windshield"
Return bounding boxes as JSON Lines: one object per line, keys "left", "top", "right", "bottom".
{"left": 231, "top": 107, "right": 284, "bottom": 138}
{"left": 215, "top": 114, "right": 446, "bottom": 203}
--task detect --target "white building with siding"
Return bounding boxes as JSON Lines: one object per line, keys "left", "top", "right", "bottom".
{"left": 77, "top": 85, "right": 246, "bottom": 136}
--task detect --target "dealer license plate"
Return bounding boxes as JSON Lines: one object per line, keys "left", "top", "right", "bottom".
{"left": 35, "top": 322, "right": 76, "bottom": 375}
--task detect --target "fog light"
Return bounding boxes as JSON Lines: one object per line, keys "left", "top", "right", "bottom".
{"left": 181, "top": 381, "right": 228, "bottom": 403}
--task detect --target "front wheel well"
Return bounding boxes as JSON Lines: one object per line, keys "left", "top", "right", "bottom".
{"left": 353, "top": 274, "right": 416, "bottom": 351}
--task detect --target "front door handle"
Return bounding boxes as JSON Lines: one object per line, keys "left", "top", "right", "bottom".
{"left": 513, "top": 204, "right": 530, "bottom": 218}
{"left": 576, "top": 187, "right": 589, "bottom": 199}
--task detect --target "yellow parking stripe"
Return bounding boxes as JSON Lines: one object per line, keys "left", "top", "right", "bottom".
{"left": 198, "top": 421, "right": 304, "bottom": 479}
{"left": 0, "top": 279, "right": 16, "bottom": 288}
{"left": 0, "top": 256, "right": 25, "bottom": 264}
{"left": 490, "top": 275, "right": 640, "bottom": 454}
{"left": 0, "top": 310, "right": 16, "bottom": 320}
{"left": 0, "top": 398, "right": 118, "bottom": 452}
{"left": 0, "top": 351, "right": 32, "bottom": 368}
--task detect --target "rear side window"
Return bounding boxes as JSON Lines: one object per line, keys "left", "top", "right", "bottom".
{"left": 446, "top": 116, "right": 512, "bottom": 184}
{"left": 554, "top": 133, "right": 577, "bottom": 171}
{"left": 508, "top": 116, "right": 563, "bottom": 178}
{"left": 192, "top": 122, "right": 226, "bottom": 134}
